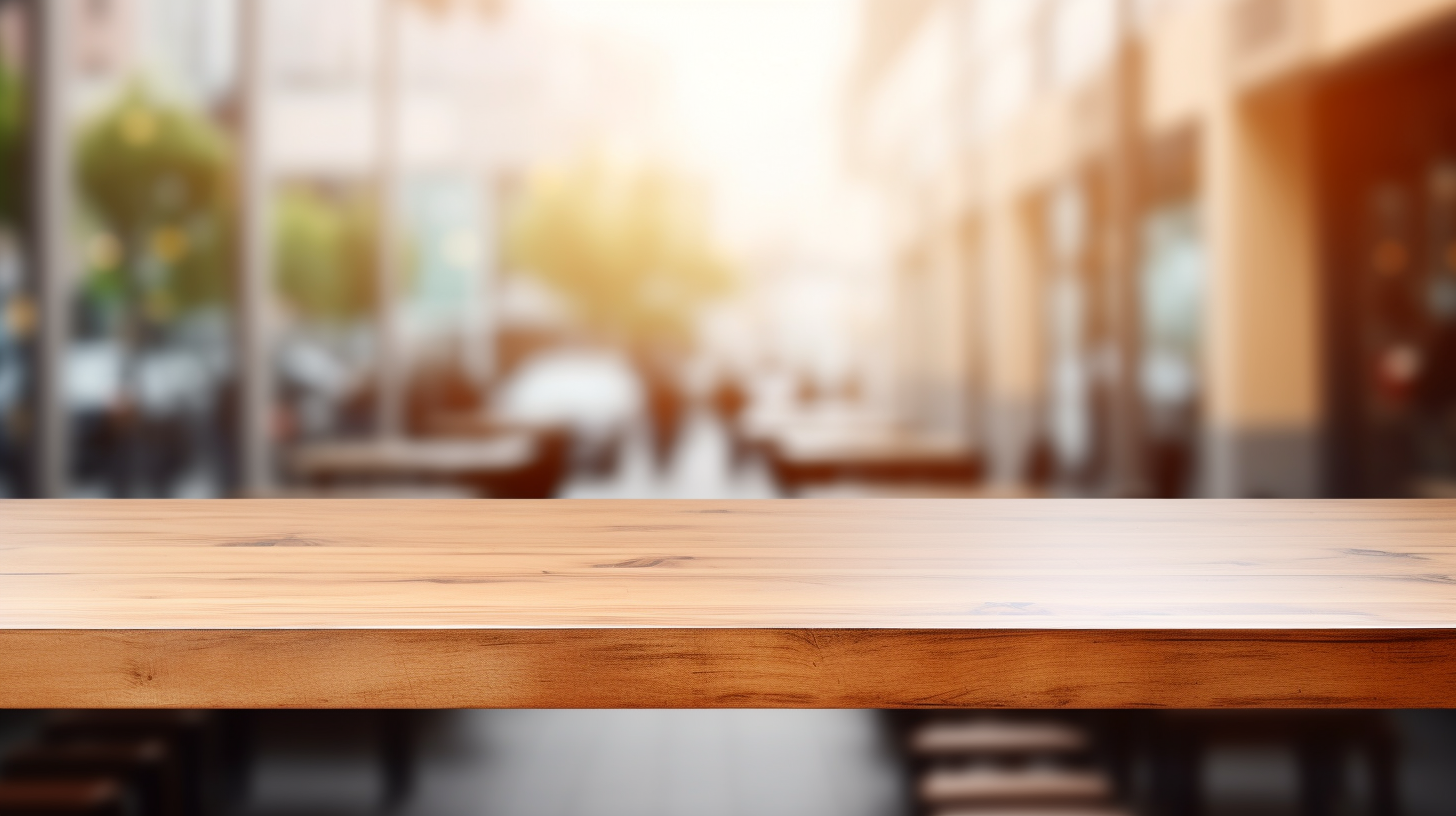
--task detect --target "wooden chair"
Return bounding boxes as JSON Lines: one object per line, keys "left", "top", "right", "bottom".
{"left": 911, "top": 720, "right": 1091, "bottom": 758}
{"left": 40, "top": 712, "right": 239, "bottom": 816}
{"left": 2, "top": 742, "right": 180, "bottom": 816}
{"left": 929, "top": 808, "right": 1133, "bottom": 816}
{"left": 0, "top": 779, "right": 130, "bottom": 816}
{"left": 899, "top": 714, "right": 1128, "bottom": 816}
{"left": 919, "top": 764, "right": 1114, "bottom": 807}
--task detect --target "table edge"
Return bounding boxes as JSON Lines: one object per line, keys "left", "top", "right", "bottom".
{"left": 1, "top": 628, "right": 1452, "bottom": 709}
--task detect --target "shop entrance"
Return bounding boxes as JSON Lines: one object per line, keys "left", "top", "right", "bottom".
{"left": 1319, "top": 23, "right": 1456, "bottom": 497}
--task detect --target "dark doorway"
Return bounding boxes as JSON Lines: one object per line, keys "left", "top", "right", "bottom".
{"left": 1318, "top": 19, "right": 1456, "bottom": 498}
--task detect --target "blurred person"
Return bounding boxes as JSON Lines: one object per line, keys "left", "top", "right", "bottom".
{"left": 405, "top": 338, "right": 487, "bottom": 437}
{"left": 505, "top": 157, "right": 735, "bottom": 475}
{"left": 1145, "top": 415, "right": 1196, "bottom": 499}
{"left": 708, "top": 370, "right": 748, "bottom": 425}
{"left": 275, "top": 331, "right": 363, "bottom": 444}
{"left": 493, "top": 346, "right": 640, "bottom": 480}
{"left": 710, "top": 369, "right": 749, "bottom": 467}
{"left": 1024, "top": 433, "right": 1055, "bottom": 493}
{"left": 637, "top": 349, "right": 686, "bottom": 473}
{"left": 796, "top": 371, "right": 822, "bottom": 406}
{"left": 0, "top": 237, "right": 30, "bottom": 497}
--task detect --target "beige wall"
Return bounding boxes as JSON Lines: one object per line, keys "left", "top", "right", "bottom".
{"left": 1143, "top": 0, "right": 1221, "bottom": 134}
{"left": 1319, "top": 0, "right": 1456, "bottom": 63}
{"left": 1202, "top": 86, "right": 1322, "bottom": 496}
{"left": 980, "top": 190, "right": 1044, "bottom": 484}
{"left": 889, "top": 219, "right": 973, "bottom": 439}
{"left": 925, "top": 221, "right": 972, "bottom": 437}
{"left": 860, "top": 0, "right": 1456, "bottom": 493}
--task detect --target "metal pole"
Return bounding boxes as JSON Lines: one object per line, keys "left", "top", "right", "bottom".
{"left": 236, "top": 0, "right": 271, "bottom": 494}
{"left": 376, "top": 0, "right": 403, "bottom": 439}
{"left": 1107, "top": 0, "right": 1146, "bottom": 496}
{"left": 949, "top": 0, "right": 982, "bottom": 453}
{"left": 30, "top": 0, "right": 72, "bottom": 497}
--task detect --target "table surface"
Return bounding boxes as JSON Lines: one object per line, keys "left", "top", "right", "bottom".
{"left": 4, "top": 499, "right": 1456, "bottom": 708}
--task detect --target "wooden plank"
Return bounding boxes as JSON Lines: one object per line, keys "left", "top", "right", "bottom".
{"left": 1, "top": 499, "right": 1456, "bottom": 708}
{"left": 1, "top": 628, "right": 1453, "bottom": 709}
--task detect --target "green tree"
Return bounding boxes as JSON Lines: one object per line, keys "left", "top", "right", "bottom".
{"left": 505, "top": 157, "right": 735, "bottom": 350}
{"left": 273, "top": 186, "right": 385, "bottom": 325}
{"left": 0, "top": 62, "right": 24, "bottom": 229}
{"left": 76, "top": 81, "right": 233, "bottom": 318}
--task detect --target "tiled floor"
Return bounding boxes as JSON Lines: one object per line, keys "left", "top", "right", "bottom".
{"left": 242, "top": 710, "right": 906, "bottom": 816}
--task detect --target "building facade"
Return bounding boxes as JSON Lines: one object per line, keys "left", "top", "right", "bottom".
{"left": 848, "top": 0, "right": 1456, "bottom": 498}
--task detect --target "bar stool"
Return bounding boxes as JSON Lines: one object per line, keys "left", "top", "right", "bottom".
{"left": 901, "top": 714, "right": 1132, "bottom": 816}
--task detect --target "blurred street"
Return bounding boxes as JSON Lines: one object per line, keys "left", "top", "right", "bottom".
{"left": 8, "top": 0, "right": 1456, "bottom": 814}
{"left": 239, "top": 711, "right": 901, "bottom": 816}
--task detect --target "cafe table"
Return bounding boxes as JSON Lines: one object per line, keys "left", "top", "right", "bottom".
{"left": 289, "top": 435, "right": 537, "bottom": 485}
{"left": 1, "top": 499, "right": 1454, "bottom": 709}
{"left": 287, "top": 433, "right": 567, "bottom": 499}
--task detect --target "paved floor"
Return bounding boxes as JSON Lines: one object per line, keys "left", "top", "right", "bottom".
{"left": 242, "top": 710, "right": 906, "bottom": 816}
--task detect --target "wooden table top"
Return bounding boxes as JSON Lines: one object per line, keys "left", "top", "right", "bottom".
{"left": 3, "top": 499, "right": 1456, "bottom": 708}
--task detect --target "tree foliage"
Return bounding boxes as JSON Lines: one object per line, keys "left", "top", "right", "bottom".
{"left": 272, "top": 186, "right": 385, "bottom": 325}
{"left": 76, "top": 82, "right": 233, "bottom": 315}
{"left": 505, "top": 158, "right": 735, "bottom": 349}
{"left": 0, "top": 62, "right": 24, "bottom": 229}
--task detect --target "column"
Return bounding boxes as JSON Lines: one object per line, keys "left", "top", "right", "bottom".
{"left": 375, "top": 0, "right": 403, "bottom": 439}
{"left": 30, "top": 0, "right": 72, "bottom": 498}
{"left": 981, "top": 193, "right": 1044, "bottom": 485}
{"left": 1202, "top": 87, "right": 1322, "bottom": 497}
{"left": 236, "top": 0, "right": 271, "bottom": 494}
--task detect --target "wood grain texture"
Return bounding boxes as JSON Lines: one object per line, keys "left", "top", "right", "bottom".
{"left": 2, "top": 499, "right": 1456, "bottom": 708}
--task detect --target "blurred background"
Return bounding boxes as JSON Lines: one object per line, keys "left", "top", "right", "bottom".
{"left": 5, "top": 1, "right": 1456, "bottom": 815}
{"left": 4, "top": 0, "right": 1456, "bottom": 503}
